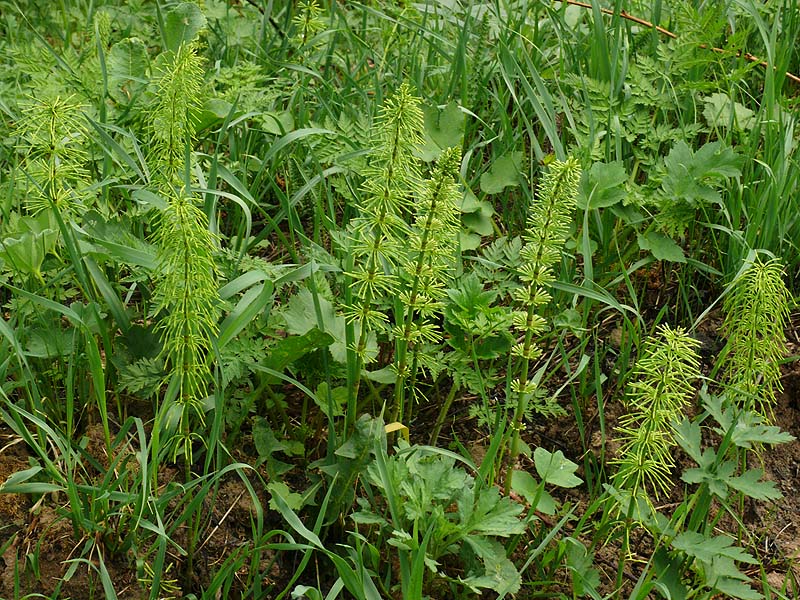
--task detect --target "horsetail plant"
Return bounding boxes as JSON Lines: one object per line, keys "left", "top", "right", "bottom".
{"left": 719, "top": 254, "right": 792, "bottom": 420}
{"left": 613, "top": 325, "right": 701, "bottom": 499}
{"left": 16, "top": 94, "right": 92, "bottom": 218}
{"left": 343, "top": 83, "right": 423, "bottom": 432}
{"left": 392, "top": 146, "right": 462, "bottom": 422}
{"left": 504, "top": 157, "right": 580, "bottom": 494}
{"left": 148, "top": 41, "right": 220, "bottom": 468}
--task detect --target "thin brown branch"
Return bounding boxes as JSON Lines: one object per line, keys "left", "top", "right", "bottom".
{"left": 557, "top": 0, "right": 800, "bottom": 86}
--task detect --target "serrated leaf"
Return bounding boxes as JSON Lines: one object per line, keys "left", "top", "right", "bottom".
{"left": 702, "top": 92, "right": 755, "bottom": 132}
{"left": 726, "top": 469, "right": 782, "bottom": 501}
{"left": 661, "top": 141, "right": 742, "bottom": 208}
{"left": 578, "top": 161, "right": 628, "bottom": 209}
{"left": 534, "top": 448, "right": 582, "bottom": 488}
{"left": 734, "top": 423, "right": 796, "bottom": 448}
{"left": 253, "top": 418, "right": 292, "bottom": 476}
{"left": 462, "top": 538, "right": 521, "bottom": 595}
{"left": 637, "top": 231, "right": 686, "bottom": 262}
{"left": 480, "top": 152, "right": 522, "bottom": 194}
{"left": 712, "top": 576, "right": 763, "bottom": 600}
{"left": 459, "top": 486, "right": 525, "bottom": 537}
{"left": 672, "top": 532, "right": 757, "bottom": 565}
{"left": 313, "top": 383, "right": 347, "bottom": 418}
{"left": 674, "top": 419, "right": 708, "bottom": 465}
{"left": 164, "top": 2, "right": 207, "bottom": 52}
{"left": 351, "top": 510, "right": 388, "bottom": 527}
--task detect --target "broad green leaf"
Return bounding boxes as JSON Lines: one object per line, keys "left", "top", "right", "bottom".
{"left": 459, "top": 485, "right": 525, "bottom": 537}
{"left": 460, "top": 189, "right": 495, "bottom": 240}
{"left": 258, "top": 110, "right": 295, "bottom": 136}
{"left": 196, "top": 97, "right": 235, "bottom": 132}
{"left": 661, "top": 141, "right": 742, "bottom": 208}
{"left": 291, "top": 585, "right": 323, "bottom": 600}
{"left": 164, "top": 2, "right": 207, "bottom": 51}
{"left": 534, "top": 448, "right": 582, "bottom": 488}
{"left": 480, "top": 152, "right": 522, "bottom": 194}
{"left": 268, "top": 481, "right": 304, "bottom": 512}
{"left": 637, "top": 231, "right": 686, "bottom": 263}
{"left": 0, "top": 232, "right": 46, "bottom": 276}
{"left": 578, "top": 161, "right": 627, "bottom": 209}
{"left": 459, "top": 189, "right": 483, "bottom": 213}
{"left": 350, "top": 509, "right": 388, "bottom": 527}
{"left": 702, "top": 93, "right": 755, "bottom": 131}
{"left": 652, "top": 546, "right": 689, "bottom": 600}
{"left": 459, "top": 231, "right": 482, "bottom": 251}
{"left": 263, "top": 328, "right": 334, "bottom": 375}
{"left": 462, "top": 537, "right": 521, "bottom": 595}
{"left": 731, "top": 422, "right": 795, "bottom": 448}
{"left": 107, "top": 38, "right": 149, "bottom": 104}
{"left": 713, "top": 576, "right": 762, "bottom": 600}
{"left": 253, "top": 418, "right": 292, "bottom": 476}
{"left": 217, "top": 281, "right": 274, "bottom": 348}
{"left": 674, "top": 419, "right": 704, "bottom": 464}
{"left": 281, "top": 288, "right": 374, "bottom": 363}
{"left": 313, "top": 382, "right": 347, "bottom": 418}
{"left": 565, "top": 539, "right": 601, "bottom": 597}
{"left": 418, "top": 101, "right": 465, "bottom": 161}
{"left": 462, "top": 210, "right": 494, "bottom": 236}
{"left": 509, "top": 469, "right": 556, "bottom": 514}
{"left": 362, "top": 366, "right": 395, "bottom": 384}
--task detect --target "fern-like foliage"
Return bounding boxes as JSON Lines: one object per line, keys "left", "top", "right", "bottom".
{"left": 613, "top": 325, "right": 701, "bottom": 499}
{"left": 720, "top": 255, "right": 791, "bottom": 419}
{"left": 505, "top": 157, "right": 580, "bottom": 492}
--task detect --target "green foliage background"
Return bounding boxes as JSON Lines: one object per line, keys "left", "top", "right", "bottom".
{"left": 0, "top": 0, "right": 797, "bottom": 598}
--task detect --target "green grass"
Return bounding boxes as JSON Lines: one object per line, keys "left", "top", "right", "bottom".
{"left": 0, "top": 0, "right": 798, "bottom": 598}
